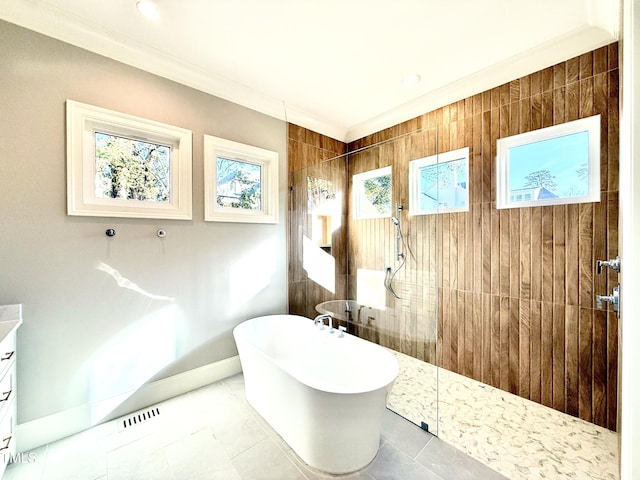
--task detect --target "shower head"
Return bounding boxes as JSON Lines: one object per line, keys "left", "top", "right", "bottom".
{"left": 391, "top": 216, "right": 400, "bottom": 225}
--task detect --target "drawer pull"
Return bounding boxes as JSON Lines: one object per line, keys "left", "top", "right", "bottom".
{"left": 0, "top": 352, "right": 14, "bottom": 362}
{"left": 0, "top": 390, "right": 11, "bottom": 402}
{"left": 0, "top": 436, "right": 11, "bottom": 451}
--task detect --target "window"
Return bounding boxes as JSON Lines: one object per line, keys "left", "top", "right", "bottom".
{"left": 66, "top": 100, "right": 193, "bottom": 219}
{"left": 352, "top": 166, "right": 392, "bottom": 219}
{"left": 409, "top": 147, "right": 469, "bottom": 215}
{"left": 496, "top": 115, "right": 600, "bottom": 209}
{"left": 204, "top": 135, "right": 278, "bottom": 223}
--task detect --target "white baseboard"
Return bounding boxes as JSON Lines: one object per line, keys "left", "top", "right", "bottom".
{"left": 16, "top": 355, "right": 242, "bottom": 453}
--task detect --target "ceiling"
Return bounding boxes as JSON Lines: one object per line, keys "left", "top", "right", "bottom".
{"left": 0, "top": 0, "right": 619, "bottom": 142}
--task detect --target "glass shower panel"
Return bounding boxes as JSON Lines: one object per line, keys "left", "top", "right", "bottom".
{"left": 287, "top": 125, "right": 440, "bottom": 436}
{"left": 288, "top": 153, "right": 348, "bottom": 320}
{"left": 345, "top": 126, "right": 440, "bottom": 436}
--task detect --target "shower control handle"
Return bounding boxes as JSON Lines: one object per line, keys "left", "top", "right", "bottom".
{"left": 596, "top": 256, "right": 620, "bottom": 274}
{"left": 596, "top": 285, "right": 620, "bottom": 313}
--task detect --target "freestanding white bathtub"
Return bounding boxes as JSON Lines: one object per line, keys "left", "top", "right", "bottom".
{"left": 233, "top": 314, "right": 399, "bottom": 474}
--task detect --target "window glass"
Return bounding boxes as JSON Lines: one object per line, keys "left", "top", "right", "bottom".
{"left": 353, "top": 166, "right": 392, "bottom": 219}
{"left": 95, "top": 132, "right": 171, "bottom": 203}
{"left": 409, "top": 147, "right": 469, "bottom": 215}
{"left": 215, "top": 157, "right": 262, "bottom": 210}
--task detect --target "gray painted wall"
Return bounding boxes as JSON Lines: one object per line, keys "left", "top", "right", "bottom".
{"left": 0, "top": 20, "right": 288, "bottom": 424}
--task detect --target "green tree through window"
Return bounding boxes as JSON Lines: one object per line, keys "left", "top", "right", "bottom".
{"left": 95, "top": 132, "right": 171, "bottom": 202}
{"left": 216, "top": 157, "right": 262, "bottom": 210}
{"left": 363, "top": 174, "right": 391, "bottom": 215}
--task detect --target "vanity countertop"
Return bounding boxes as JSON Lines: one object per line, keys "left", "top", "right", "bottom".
{"left": 0, "top": 305, "right": 22, "bottom": 342}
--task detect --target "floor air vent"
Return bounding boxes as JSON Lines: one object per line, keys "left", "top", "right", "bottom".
{"left": 121, "top": 407, "right": 160, "bottom": 430}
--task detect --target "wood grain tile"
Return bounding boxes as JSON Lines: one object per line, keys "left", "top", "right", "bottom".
{"left": 567, "top": 56, "right": 580, "bottom": 84}
{"left": 491, "top": 295, "right": 501, "bottom": 388}
{"left": 542, "top": 91, "right": 554, "bottom": 127}
{"left": 579, "top": 204, "right": 594, "bottom": 308}
{"left": 482, "top": 293, "right": 492, "bottom": 384}
{"left": 552, "top": 303, "right": 566, "bottom": 411}
{"left": 289, "top": 43, "right": 619, "bottom": 431}
{"left": 565, "top": 305, "right": 580, "bottom": 416}
{"left": 473, "top": 204, "right": 482, "bottom": 294}
{"left": 541, "top": 302, "right": 554, "bottom": 408}
{"left": 473, "top": 292, "right": 483, "bottom": 379}
{"left": 592, "top": 308, "right": 607, "bottom": 427}
{"left": 464, "top": 291, "right": 474, "bottom": 378}
{"left": 530, "top": 206, "right": 542, "bottom": 302}
{"left": 482, "top": 202, "right": 492, "bottom": 294}
{"left": 482, "top": 111, "right": 492, "bottom": 204}
{"left": 566, "top": 80, "right": 580, "bottom": 122}
{"left": 566, "top": 204, "right": 580, "bottom": 306}
{"left": 580, "top": 77, "right": 594, "bottom": 117}
{"left": 500, "top": 209, "right": 510, "bottom": 297}
{"left": 500, "top": 296, "right": 510, "bottom": 392}
{"left": 529, "top": 300, "right": 542, "bottom": 403}
{"left": 519, "top": 299, "right": 531, "bottom": 399}
{"left": 553, "top": 206, "right": 566, "bottom": 305}
{"left": 510, "top": 209, "right": 521, "bottom": 298}
{"left": 579, "top": 307, "right": 594, "bottom": 422}
{"left": 490, "top": 203, "right": 500, "bottom": 295}
{"left": 541, "top": 206, "right": 554, "bottom": 303}
{"left": 456, "top": 289, "right": 465, "bottom": 373}
{"left": 553, "top": 86, "right": 566, "bottom": 124}
{"left": 580, "top": 51, "right": 594, "bottom": 79}
{"left": 607, "top": 310, "right": 618, "bottom": 431}
{"left": 594, "top": 45, "right": 608, "bottom": 75}
{"left": 554, "top": 62, "right": 566, "bottom": 89}
{"left": 542, "top": 66, "right": 554, "bottom": 92}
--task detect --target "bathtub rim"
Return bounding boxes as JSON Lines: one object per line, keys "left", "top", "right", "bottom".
{"left": 233, "top": 313, "right": 399, "bottom": 396}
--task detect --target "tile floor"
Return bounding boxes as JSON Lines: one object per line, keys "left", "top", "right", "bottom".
{"left": 4, "top": 374, "right": 507, "bottom": 480}
{"left": 388, "top": 350, "right": 619, "bottom": 480}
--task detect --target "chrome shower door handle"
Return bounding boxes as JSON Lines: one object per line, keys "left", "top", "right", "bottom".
{"left": 596, "top": 285, "right": 620, "bottom": 316}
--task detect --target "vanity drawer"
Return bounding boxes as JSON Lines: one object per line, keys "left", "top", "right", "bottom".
{"left": 0, "top": 367, "right": 14, "bottom": 419}
{"left": 0, "top": 397, "right": 16, "bottom": 476}
{"left": 0, "top": 307, "right": 21, "bottom": 480}
{"left": 0, "top": 334, "right": 15, "bottom": 381}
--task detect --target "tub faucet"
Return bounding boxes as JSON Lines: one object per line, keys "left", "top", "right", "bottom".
{"left": 313, "top": 314, "right": 332, "bottom": 331}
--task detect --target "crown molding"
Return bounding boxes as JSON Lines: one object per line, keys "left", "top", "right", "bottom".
{"left": 0, "top": 1, "right": 316, "bottom": 128}
{"left": 0, "top": 0, "right": 619, "bottom": 144}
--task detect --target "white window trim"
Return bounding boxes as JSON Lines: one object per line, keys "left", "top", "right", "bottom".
{"left": 496, "top": 114, "right": 601, "bottom": 209}
{"left": 353, "top": 166, "right": 392, "bottom": 220}
{"left": 66, "top": 100, "right": 193, "bottom": 220}
{"left": 409, "top": 147, "right": 470, "bottom": 215}
{"left": 204, "top": 135, "right": 279, "bottom": 224}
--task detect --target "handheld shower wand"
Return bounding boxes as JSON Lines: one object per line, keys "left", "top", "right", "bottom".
{"left": 385, "top": 204, "right": 406, "bottom": 299}
{"left": 392, "top": 204, "right": 403, "bottom": 261}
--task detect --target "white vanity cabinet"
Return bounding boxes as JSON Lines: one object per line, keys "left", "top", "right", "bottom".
{"left": 0, "top": 306, "right": 22, "bottom": 479}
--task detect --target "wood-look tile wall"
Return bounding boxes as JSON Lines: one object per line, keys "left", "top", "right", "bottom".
{"left": 288, "top": 44, "right": 619, "bottom": 430}
{"left": 288, "top": 124, "right": 348, "bottom": 319}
